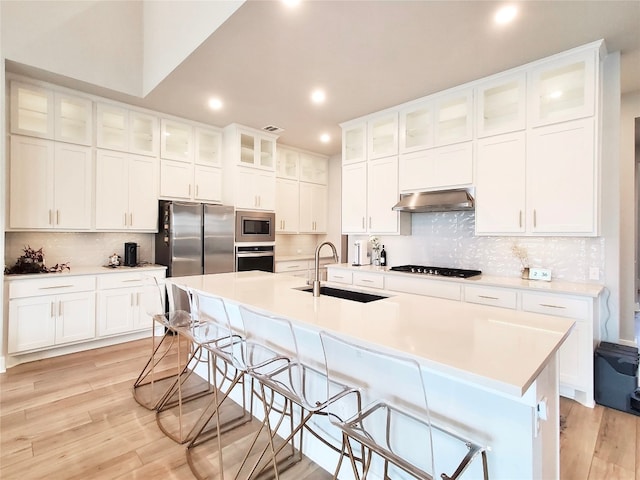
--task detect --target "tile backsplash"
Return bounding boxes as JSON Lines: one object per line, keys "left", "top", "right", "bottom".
{"left": 275, "top": 234, "right": 323, "bottom": 256}
{"left": 4, "top": 232, "right": 155, "bottom": 269}
{"left": 350, "top": 211, "right": 605, "bottom": 283}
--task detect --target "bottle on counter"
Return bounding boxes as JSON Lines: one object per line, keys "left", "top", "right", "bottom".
{"left": 380, "top": 245, "right": 387, "bottom": 267}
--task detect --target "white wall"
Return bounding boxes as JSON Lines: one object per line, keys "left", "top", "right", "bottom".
{"left": 1, "top": 1, "right": 143, "bottom": 96}
{"left": 142, "top": 1, "right": 244, "bottom": 96}
{"left": 620, "top": 91, "right": 640, "bottom": 342}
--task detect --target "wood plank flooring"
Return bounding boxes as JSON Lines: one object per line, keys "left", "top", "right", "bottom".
{"left": 1, "top": 338, "right": 639, "bottom": 479}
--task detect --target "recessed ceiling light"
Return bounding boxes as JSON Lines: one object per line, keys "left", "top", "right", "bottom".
{"left": 311, "top": 89, "right": 326, "bottom": 104}
{"left": 494, "top": 5, "right": 518, "bottom": 25}
{"left": 208, "top": 97, "right": 223, "bottom": 110}
{"left": 283, "top": 0, "right": 300, "bottom": 7}
{"left": 320, "top": 133, "right": 330, "bottom": 143}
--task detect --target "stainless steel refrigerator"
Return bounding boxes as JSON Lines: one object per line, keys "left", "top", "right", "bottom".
{"left": 155, "top": 200, "right": 235, "bottom": 277}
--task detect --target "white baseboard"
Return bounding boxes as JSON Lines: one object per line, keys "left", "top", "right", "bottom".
{"left": 617, "top": 338, "right": 638, "bottom": 348}
{"left": 0, "top": 355, "right": 5, "bottom": 374}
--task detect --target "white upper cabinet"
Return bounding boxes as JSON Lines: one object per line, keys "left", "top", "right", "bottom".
{"left": 129, "top": 111, "right": 159, "bottom": 156}
{"left": 95, "top": 150, "right": 158, "bottom": 231}
{"left": 341, "top": 162, "right": 368, "bottom": 233}
{"left": 342, "top": 122, "right": 367, "bottom": 164}
{"left": 475, "top": 132, "right": 527, "bottom": 234}
{"left": 227, "top": 126, "right": 276, "bottom": 170}
{"left": 97, "top": 103, "right": 159, "bottom": 156}
{"left": 476, "top": 73, "right": 526, "bottom": 138}
{"left": 55, "top": 93, "right": 93, "bottom": 145}
{"left": 299, "top": 152, "right": 328, "bottom": 184}
{"left": 96, "top": 103, "right": 128, "bottom": 151}
{"left": 528, "top": 48, "right": 596, "bottom": 127}
{"left": 367, "top": 112, "right": 398, "bottom": 159}
{"left": 161, "top": 119, "right": 193, "bottom": 162}
{"left": 195, "top": 127, "right": 222, "bottom": 166}
{"left": 9, "top": 136, "right": 92, "bottom": 230}
{"left": 299, "top": 183, "right": 327, "bottom": 233}
{"left": 193, "top": 165, "right": 222, "bottom": 203}
{"left": 276, "top": 178, "right": 300, "bottom": 233}
{"left": 434, "top": 89, "right": 473, "bottom": 146}
{"left": 526, "top": 118, "right": 596, "bottom": 234}
{"left": 399, "top": 100, "right": 434, "bottom": 153}
{"left": 399, "top": 142, "right": 473, "bottom": 192}
{"left": 11, "top": 82, "right": 93, "bottom": 145}
{"left": 276, "top": 147, "right": 299, "bottom": 179}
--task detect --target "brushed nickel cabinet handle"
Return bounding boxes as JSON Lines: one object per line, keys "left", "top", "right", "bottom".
{"left": 50, "top": 302, "right": 55, "bottom": 318}
{"left": 362, "top": 217, "right": 365, "bottom": 229}
{"left": 131, "top": 293, "right": 135, "bottom": 307}
{"left": 58, "top": 301, "right": 62, "bottom": 317}
{"left": 519, "top": 210, "right": 522, "bottom": 228}
{"left": 130, "top": 213, "right": 133, "bottom": 226}
{"left": 533, "top": 209, "right": 537, "bottom": 227}
{"left": 196, "top": 185, "right": 199, "bottom": 197}
{"left": 539, "top": 303, "right": 566, "bottom": 309}
{"left": 56, "top": 210, "right": 60, "bottom": 225}
{"left": 39, "top": 285, "right": 74, "bottom": 290}
{"left": 188, "top": 184, "right": 191, "bottom": 196}
{"left": 49, "top": 209, "right": 53, "bottom": 225}
{"left": 479, "top": 295, "right": 499, "bottom": 300}
{"left": 124, "top": 212, "right": 128, "bottom": 226}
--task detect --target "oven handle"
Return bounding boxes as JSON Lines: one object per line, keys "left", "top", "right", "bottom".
{"left": 236, "top": 252, "right": 275, "bottom": 258}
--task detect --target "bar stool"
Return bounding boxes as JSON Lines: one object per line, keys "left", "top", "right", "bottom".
{"left": 132, "top": 275, "right": 187, "bottom": 410}
{"left": 185, "top": 288, "right": 253, "bottom": 480}
{"left": 155, "top": 282, "right": 220, "bottom": 443}
{"left": 235, "top": 305, "right": 353, "bottom": 480}
{"left": 319, "top": 331, "right": 490, "bottom": 480}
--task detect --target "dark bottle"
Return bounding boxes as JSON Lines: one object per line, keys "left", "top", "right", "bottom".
{"left": 380, "top": 245, "right": 387, "bottom": 267}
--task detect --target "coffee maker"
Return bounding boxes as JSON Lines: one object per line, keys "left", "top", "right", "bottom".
{"left": 124, "top": 242, "right": 138, "bottom": 267}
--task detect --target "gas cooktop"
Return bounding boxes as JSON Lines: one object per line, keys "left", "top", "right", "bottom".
{"left": 389, "top": 265, "right": 482, "bottom": 279}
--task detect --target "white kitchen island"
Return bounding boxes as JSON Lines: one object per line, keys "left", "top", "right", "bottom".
{"left": 168, "top": 271, "right": 575, "bottom": 480}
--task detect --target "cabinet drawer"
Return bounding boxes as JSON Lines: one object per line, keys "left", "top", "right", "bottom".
{"left": 464, "top": 286, "right": 517, "bottom": 309}
{"left": 9, "top": 275, "right": 95, "bottom": 298}
{"left": 353, "top": 272, "right": 384, "bottom": 289}
{"left": 327, "top": 270, "right": 353, "bottom": 285}
{"left": 97, "top": 270, "right": 165, "bottom": 290}
{"left": 521, "top": 292, "right": 590, "bottom": 319}
{"left": 275, "top": 260, "right": 309, "bottom": 273}
{"left": 385, "top": 275, "right": 461, "bottom": 301}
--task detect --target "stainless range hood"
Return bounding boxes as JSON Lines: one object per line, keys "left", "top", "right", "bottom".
{"left": 392, "top": 189, "right": 474, "bottom": 213}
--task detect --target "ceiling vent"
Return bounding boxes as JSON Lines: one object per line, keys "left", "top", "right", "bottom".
{"left": 262, "top": 125, "right": 284, "bottom": 134}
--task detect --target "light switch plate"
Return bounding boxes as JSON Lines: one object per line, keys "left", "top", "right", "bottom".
{"left": 529, "top": 268, "right": 552, "bottom": 281}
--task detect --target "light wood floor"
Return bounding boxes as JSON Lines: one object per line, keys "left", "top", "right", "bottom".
{"left": 1, "top": 339, "right": 639, "bottom": 479}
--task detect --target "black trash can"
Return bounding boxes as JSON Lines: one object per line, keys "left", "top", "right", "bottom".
{"left": 594, "top": 341, "right": 640, "bottom": 415}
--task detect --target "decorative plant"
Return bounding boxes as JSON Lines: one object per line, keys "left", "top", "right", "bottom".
{"left": 511, "top": 243, "right": 529, "bottom": 270}
{"left": 369, "top": 235, "right": 381, "bottom": 253}
{"left": 4, "top": 246, "right": 70, "bottom": 275}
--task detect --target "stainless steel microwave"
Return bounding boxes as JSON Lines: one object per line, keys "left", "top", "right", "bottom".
{"left": 235, "top": 210, "right": 276, "bottom": 243}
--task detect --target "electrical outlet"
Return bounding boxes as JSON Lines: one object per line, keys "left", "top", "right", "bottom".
{"left": 589, "top": 267, "right": 600, "bottom": 280}
{"left": 529, "top": 268, "right": 552, "bottom": 281}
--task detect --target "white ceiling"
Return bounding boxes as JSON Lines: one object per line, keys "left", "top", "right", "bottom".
{"left": 7, "top": 0, "right": 640, "bottom": 156}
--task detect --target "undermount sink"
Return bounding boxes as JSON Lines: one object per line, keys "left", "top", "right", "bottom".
{"left": 296, "top": 286, "right": 388, "bottom": 303}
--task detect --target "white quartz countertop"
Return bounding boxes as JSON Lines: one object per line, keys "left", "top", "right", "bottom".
{"left": 169, "top": 271, "right": 575, "bottom": 398}
{"left": 276, "top": 254, "right": 335, "bottom": 262}
{"left": 4, "top": 264, "right": 167, "bottom": 280}
{"left": 327, "top": 263, "right": 604, "bottom": 298}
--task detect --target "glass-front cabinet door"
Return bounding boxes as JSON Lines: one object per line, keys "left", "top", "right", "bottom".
{"left": 97, "top": 103, "right": 128, "bottom": 151}
{"left": 476, "top": 73, "right": 526, "bottom": 138}
{"left": 367, "top": 112, "right": 398, "bottom": 159}
{"left": 55, "top": 94, "right": 93, "bottom": 145}
{"left": 528, "top": 49, "right": 596, "bottom": 127}
{"left": 11, "top": 82, "right": 54, "bottom": 139}
{"left": 342, "top": 122, "right": 366, "bottom": 164}
{"left": 399, "top": 101, "right": 434, "bottom": 153}
{"left": 276, "top": 147, "right": 299, "bottom": 179}
{"left": 434, "top": 89, "right": 473, "bottom": 146}
{"left": 130, "top": 112, "right": 159, "bottom": 156}
{"left": 259, "top": 137, "right": 275, "bottom": 169}
{"left": 161, "top": 119, "right": 193, "bottom": 162}
{"left": 195, "top": 127, "right": 222, "bottom": 166}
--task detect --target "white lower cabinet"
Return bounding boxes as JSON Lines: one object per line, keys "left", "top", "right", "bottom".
{"left": 8, "top": 276, "right": 96, "bottom": 354}
{"left": 326, "top": 265, "right": 599, "bottom": 406}
{"left": 97, "top": 271, "right": 165, "bottom": 337}
{"left": 521, "top": 292, "right": 594, "bottom": 404}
